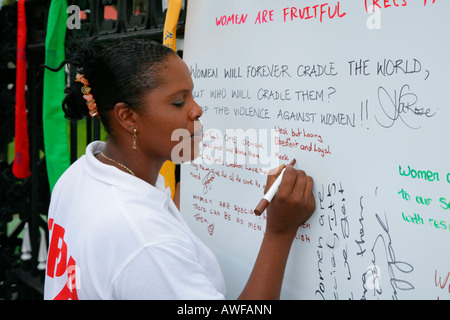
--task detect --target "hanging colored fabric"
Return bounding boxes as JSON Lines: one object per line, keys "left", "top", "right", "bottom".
{"left": 43, "top": 0, "right": 70, "bottom": 192}
{"left": 12, "top": 0, "right": 31, "bottom": 179}
{"left": 160, "top": 0, "right": 183, "bottom": 199}
{"left": 163, "top": 0, "right": 182, "bottom": 51}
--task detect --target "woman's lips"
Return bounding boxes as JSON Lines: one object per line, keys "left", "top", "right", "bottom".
{"left": 191, "top": 119, "right": 203, "bottom": 142}
{"left": 191, "top": 130, "right": 203, "bottom": 142}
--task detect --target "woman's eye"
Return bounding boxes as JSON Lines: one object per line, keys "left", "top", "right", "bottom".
{"left": 173, "top": 100, "right": 185, "bottom": 107}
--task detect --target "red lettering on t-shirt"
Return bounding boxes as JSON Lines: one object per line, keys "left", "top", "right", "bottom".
{"left": 54, "top": 256, "right": 79, "bottom": 300}
{"left": 47, "top": 219, "right": 79, "bottom": 300}
{"left": 47, "top": 219, "right": 67, "bottom": 278}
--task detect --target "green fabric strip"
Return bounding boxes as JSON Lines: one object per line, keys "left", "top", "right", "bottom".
{"left": 43, "top": 0, "right": 70, "bottom": 192}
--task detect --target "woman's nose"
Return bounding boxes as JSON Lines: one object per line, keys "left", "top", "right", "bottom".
{"left": 188, "top": 100, "right": 203, "bottom": 120}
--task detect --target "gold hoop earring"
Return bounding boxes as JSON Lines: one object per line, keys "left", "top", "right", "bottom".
{"left": 132, "top": 128, "right": 137, "bottom": 150}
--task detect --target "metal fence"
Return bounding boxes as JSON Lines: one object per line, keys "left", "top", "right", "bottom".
{"left": 0, "top": 0, "right": 186, "bottom": 299}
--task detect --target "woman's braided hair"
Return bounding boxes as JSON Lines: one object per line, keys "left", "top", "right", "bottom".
{"left": 50, "top": 39, "right": 175, "bottom": 133}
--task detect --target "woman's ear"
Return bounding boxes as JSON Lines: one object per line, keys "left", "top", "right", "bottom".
{"left": 113, "top": 102, "right": 137, "bottom": 134}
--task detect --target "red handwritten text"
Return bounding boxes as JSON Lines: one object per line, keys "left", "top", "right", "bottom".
{"left": 283, "top": 2, "right": 346, "bottom": 23}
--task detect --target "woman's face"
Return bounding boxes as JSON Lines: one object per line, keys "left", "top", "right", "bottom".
{"left": 135, "top": 54, "right": 203, "bottom": 164}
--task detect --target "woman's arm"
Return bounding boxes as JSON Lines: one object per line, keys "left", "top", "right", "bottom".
{"left": 238, "top": 165, "right": 315, "bottom": 300}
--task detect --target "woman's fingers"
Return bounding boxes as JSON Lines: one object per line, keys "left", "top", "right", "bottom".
{"left": 264, "top": 164, "right": 286, "bottom": 194}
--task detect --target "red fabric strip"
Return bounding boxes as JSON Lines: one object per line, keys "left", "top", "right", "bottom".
{"left": 12, "top": 0, "right": 31, "bottom": 178}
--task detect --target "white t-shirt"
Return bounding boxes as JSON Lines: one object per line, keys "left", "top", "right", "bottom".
{"left": 44, "top": 141, "right": 226, "bottom": 300}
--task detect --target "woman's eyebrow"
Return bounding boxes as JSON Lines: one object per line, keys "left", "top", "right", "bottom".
{"left": 168, "top": 87, "right": 192, "bottom": 97}
{"left": 168, "top": 89, "right": 189, "bottom": 96}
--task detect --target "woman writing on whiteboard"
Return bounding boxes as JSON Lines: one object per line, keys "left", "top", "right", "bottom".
{"left": 44, "top": 39, "right": 315, "bottom": 300}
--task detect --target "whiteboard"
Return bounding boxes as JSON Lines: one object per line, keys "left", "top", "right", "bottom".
{"left": 180, "top": 0, "right": 450, "bottom": 300}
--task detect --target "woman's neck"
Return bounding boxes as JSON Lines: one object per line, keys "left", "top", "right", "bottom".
{"left": 97, "top": 140, "right": 164, "bottom": 186}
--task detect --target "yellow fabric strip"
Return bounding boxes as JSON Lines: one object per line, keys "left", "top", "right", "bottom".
{"left": 160, "top": 0, "right": 183, "bottom": 198}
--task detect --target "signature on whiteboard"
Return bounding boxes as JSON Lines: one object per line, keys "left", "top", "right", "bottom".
{"left": 375, "top": 84, "right": 436, "bottom": 129}
{"left": 364, "top": 212, "right": 415, "bottom": 299}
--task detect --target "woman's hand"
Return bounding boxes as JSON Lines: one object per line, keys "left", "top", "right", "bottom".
{"left": 239, "top": 163, "right": 315, "bottom": 300}
{"left": 265, "top": 163, "right": 315, "bottom": 238}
